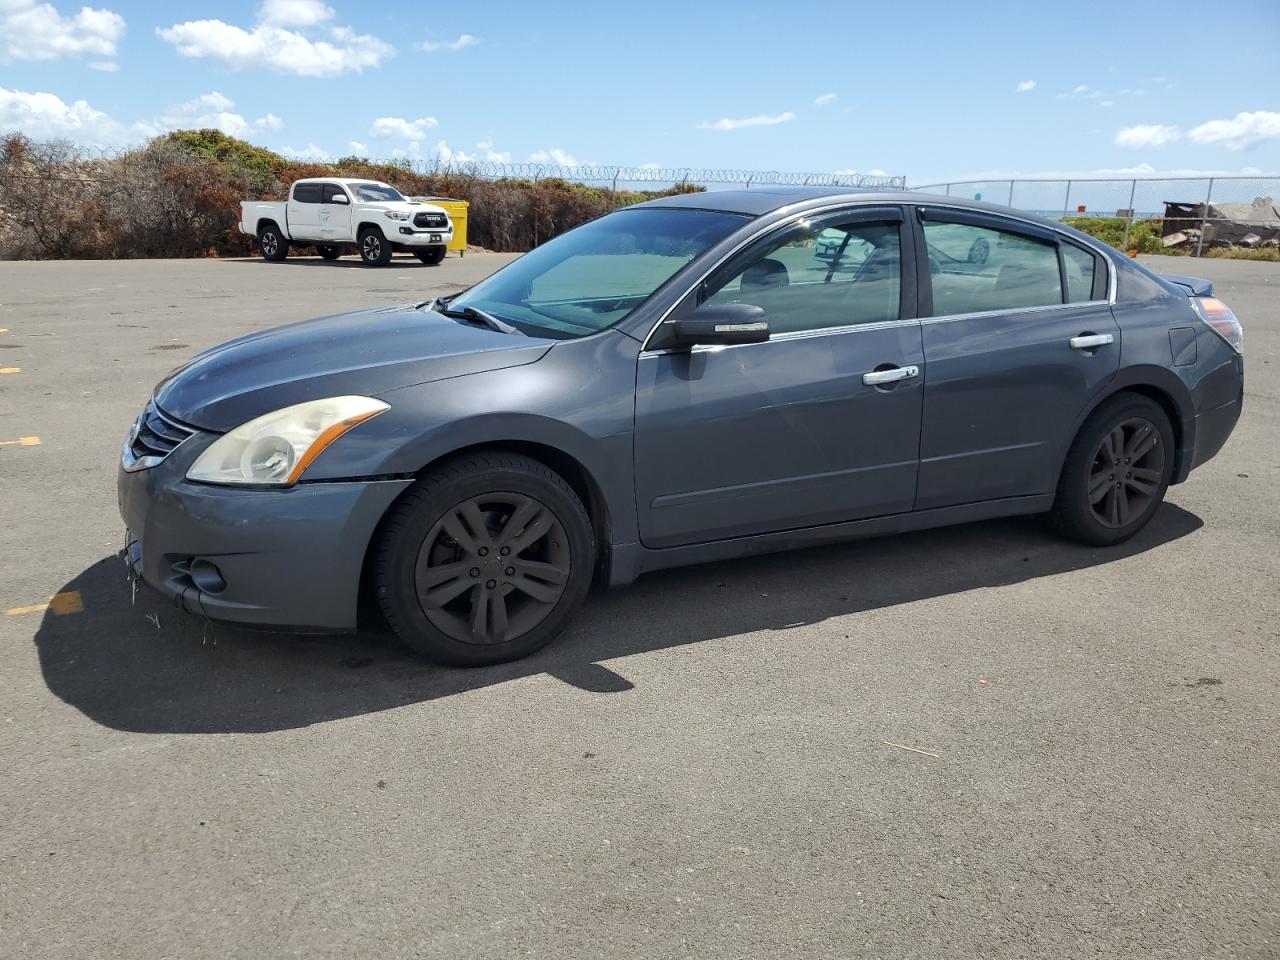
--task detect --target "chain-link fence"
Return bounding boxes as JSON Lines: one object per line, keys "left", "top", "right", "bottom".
{"left": 910, "top": 176, "right": 1280, "bottom": 257}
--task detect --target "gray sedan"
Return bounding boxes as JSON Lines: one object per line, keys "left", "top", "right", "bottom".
{"left": 118, "top": 188, "right": 1244, "bottom": 666}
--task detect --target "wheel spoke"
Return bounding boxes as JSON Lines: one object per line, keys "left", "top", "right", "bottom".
{"left": 1129, "top": 429, "right": 1159, "bottom": 462}
{"left": 507, "top": 508, "right": 554, "bottom": 556}
{"left": 441, "top": 502, "right": 490, "bottom": 555}
{"left": 513, "top": 559, "right": 568, "bottom": 586}
{"left": 508, "top": 572, "right": 561, "bottom": 604}
{"left": 1126, "top": 475, "right": 1159, "bottom": 497}
{"left": 487, "top": 588, "right": 510, "bottom": 643}
{"left": 469, "top": 586, "right": 490, "bottom": 642}
{"left": 1088, "top": 470, "right": 1112, "bottom": 504}
{"left": 1113, "top": 485, "right": 1130, "bottom": 525}
{"left": 419, "top": 564, "right": 475, "bottom": 608}
{"left": 498, "top": 497, "right": 539, "bottom": 546}
{"left": 1103, "top": 428, "right": 1122, "bottom": 463}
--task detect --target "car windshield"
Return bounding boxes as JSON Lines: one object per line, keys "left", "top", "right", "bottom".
{"left": 443, "top": 207, "right": 749, "bottom": 339}
{"left": 354, "top": 182, "right": 404, "bottom": 202}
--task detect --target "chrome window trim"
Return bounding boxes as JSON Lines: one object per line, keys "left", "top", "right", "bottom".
{"left": 919, "top": 298, "right": 1111, "bottom": 326}
{"left": 640, "top": 316, "right": 920, "bottom": 358}
{"left": 637, "top": 198, "right": 1117, "bottom": 353}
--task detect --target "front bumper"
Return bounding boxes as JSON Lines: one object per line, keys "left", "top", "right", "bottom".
{"left": 118, "top": 431, "right": 412, "bottom": 631}
{"left": 390, "top": 225, "right": 453, "bottom": 247}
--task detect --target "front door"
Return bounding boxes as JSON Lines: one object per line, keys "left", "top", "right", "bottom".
{"left": 913, "top": 208, "right": 1121, "bottom": 509}
{"left": 634, "top": 206, "right": 924, "bottom": 548}
{"left": 319, "top": 182, "right": 352, "bottom": 241}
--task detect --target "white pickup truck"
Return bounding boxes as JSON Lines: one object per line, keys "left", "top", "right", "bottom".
{"left": 239, "top": 177, "right": 454, "bottom": 267}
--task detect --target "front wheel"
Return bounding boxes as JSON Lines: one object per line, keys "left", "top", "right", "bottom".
{"left": 1049, "top": 393, "right": 1175, "bottom": 546}
{"left": 258, "top": 224, "right": 287, "bottom": 262}
{"left": 358, "top": 227, "right": 393, "bottom": 266}
{"left": 375, "top": 452, "right": 595, "bottom": 666}
{"left": 415, "top": 246, "right": 447, "bottom": 265}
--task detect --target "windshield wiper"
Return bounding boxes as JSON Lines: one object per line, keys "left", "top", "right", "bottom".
{"left": 438, "top": 304, "right": 526, "bottom": 337}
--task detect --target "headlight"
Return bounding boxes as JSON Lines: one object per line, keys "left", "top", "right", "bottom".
{"left": 186, "top": 396, "right": 389, "bottom": 486}
{"left": 383, "top": 210, "right": 411, "bottom": 221}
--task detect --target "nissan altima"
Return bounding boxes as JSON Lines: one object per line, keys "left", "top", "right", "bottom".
{"left": 119, "top": 188, "right": 1244, "bottom": 666}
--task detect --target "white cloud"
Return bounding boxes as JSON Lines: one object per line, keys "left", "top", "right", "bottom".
{"left": 1072, "top": 84, "right": 1089, "bottom": 94}
{"left": 697, "top": 111, "right": 796, "bottom": 131}
{"left": 259, "top": 0, "right": 333, "bottom": 28}
{"left": 156, "top": 91, "right": 249, "bottom": 137}
{"left": 1188, "top": 111, "right": 1280, "bottom": 150}
{"left": 371, "top": 115, "right": 438, "bottom": 139}
{"left": 814, "top": 92, "right": 837, "bottom": 107}
{"left": 1015, "top": 80, "right": 1035, "bottom": 93}
{"left": 1100, "top": 100, "right": 1114, "bottom": 108}
{"left": 157, "top": 5, "right": 393, "bottom": 77}
{"left": 528, "top": 147, "right": 578, "bottom": 166}
{"left": 347, "top": 140, "right": 367, "bottom": 156}
{"left": 1114, "top": 123, "right": 1182, "bottom": 148}
{"left": 1, "top": 0, "right": 125, "bottom": 64}
{"left": 416, "top": 33, "right": 477, "bottom": 52}
{"left": 254, "top": 112, "right": 283, "bottom": 130}
{"left": 280, "top": 142, "right": 331, "bottom": 161}
{"left": 0, "top": 86, "right": 132, "bottom": 142}
{"left": 88, "top": 59, "right": 117, "bottom": 71}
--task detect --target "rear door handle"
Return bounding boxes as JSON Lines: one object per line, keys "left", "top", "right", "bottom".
{"left": 1069, "top": 333, "right": 1114, "bottom": 350}
{"left": 862, "top": 365, "right": 919, "bottom": 386}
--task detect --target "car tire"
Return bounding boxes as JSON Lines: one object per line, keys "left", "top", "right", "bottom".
{"left": 415, "top": 246, "right": 447, "bottom": 265}
{"left": 1049, "top": 392, "right": 1175, "bottom": 546}
{"left": 316, "top": 244, "right": 342, "bottom": 260}
{"left": 375, "top": 452, "right": 595, "bottom": 667}
{"left": 258, "top": 223, "right": 287, "bottom": 262}
{"left": 358, "top": 227, "right": 393, "bottom": 266}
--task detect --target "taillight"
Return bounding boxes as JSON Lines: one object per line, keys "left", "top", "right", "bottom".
{"left": 1191, "top": 297, "right": 1243, "bottom": 354}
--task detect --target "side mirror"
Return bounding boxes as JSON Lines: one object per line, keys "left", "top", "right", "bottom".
{"left": 329, "top": 193, "right": 349, "bottom": 204}
{"left": 673, "top": 302, "right": 769, "bottom": 347}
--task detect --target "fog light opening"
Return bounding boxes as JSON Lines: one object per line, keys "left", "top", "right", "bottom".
{"left": 187, "top": 559, "right": 227, "bottom": 595}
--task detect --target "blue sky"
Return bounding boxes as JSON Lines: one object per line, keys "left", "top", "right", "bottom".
{"left": 2, "top": 0, "right": 1278, "bottom": 184}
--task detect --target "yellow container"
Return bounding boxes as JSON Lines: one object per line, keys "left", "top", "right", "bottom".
{"left": 419, "top": 197, "right": 469, "bottom": 256}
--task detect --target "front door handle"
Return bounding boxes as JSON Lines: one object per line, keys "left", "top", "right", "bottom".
{"left": 862, "top": 365, "right": 919, "bottom": 386}
{"left": 1069, "top": 333, "right": 1114, "bottom": 351}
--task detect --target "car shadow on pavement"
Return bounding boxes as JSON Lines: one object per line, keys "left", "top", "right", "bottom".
{"left": 223, "top": 257, "right": 441, "bottom": 268}
{"left": 34, "top": 505, "right": 1203, "bottom": 734}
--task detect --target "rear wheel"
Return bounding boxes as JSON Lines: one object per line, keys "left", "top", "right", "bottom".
{"left": 376, "top": 452, "right": 595, "bottom": 666}
{"left": 1049, "top": 393, "right": 1174, "bottom": 546}
{"left": 358, "top": 227, "right": 393, "bottom": 266}
{"left": 258, "top": 224, "right": 287, "bottom": 262}
{"left": 415, "top": 246, "right": 447, "bottom": 265}
{"left": 316, "top": 244, "right": 342, "bottom": 260}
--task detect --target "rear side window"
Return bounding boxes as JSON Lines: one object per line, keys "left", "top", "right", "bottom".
{"left": 924, "top": 221, "right": 1062, "bottom": 315}
{"left": 704, "top": 218, "right": 902, "bottom": 334}
{"left": 1062, "top": 243, "right": 1098, "bottom": 302}
{"left": 292, "top": 183, "right": 322, "bottom": 203}
{"left": 321, "top": 183, "right": 349, "bottom": 203}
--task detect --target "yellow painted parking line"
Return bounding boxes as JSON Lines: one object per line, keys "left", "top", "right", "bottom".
{"left": 0, "top": 436, "right": 40, "bottom": 447}
{"left": 0, "top": 367, "right": 19, "bottom": 374}
{"left": 0, "top": 328, "right": 8, "bottom": 333}
{"left": 5, "top": 591, "right": 84, "bottom": 617}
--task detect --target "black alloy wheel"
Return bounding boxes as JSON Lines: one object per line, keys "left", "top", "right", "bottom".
{"left": 1049, "top": 393, "right": 1174, "bottom": 546}
{"left": 376, "top": 452, "right": 594, "bottom": 666}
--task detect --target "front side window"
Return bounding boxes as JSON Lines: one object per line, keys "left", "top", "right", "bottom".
{"left": 292, "top": 183, "right": 322, "bottom": 203}
{"left": 703, "top": 219, "right": 902, "bottom": 334}
{"left": 322, "top": 183, "right": 349, "bottom": 203}
{"left": 446, "top": 208, "right": 748, "bottom": 339}
{"left": 353, "top": 182, "right": 405, "bottom": 202}
{"left": 924, "top": 220, "right": 1062, "bottom": 315}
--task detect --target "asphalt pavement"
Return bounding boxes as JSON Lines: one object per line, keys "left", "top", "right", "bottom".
{"left": 1, "top": 251, "right": 1276, "bottom": 958}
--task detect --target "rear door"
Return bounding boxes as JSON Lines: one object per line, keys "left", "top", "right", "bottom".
{"left": 286, "top": 182, "right": 322, "bottom": 239}
{"left": 913, "top": 206, "right": 1119, "bottom": 509}
{"left": 634, "top": 205, "right": 924, "bottom": 547}
{"left": 319, "top": 182, "right": 352, "bottom": 241}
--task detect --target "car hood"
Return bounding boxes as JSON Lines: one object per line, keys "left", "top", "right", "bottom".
{"left": 155, "top": 303, "right": 553, "bottom": 431}
{"left": 364, "top": 200, "right": 446, "bottom": 217}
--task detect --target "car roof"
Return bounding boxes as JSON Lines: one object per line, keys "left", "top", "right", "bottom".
{"left": 294, "top": 177, "right": 387, "bottom": 187}
{"left": 634, "top": 186, "right": 1087, "bottom": 235}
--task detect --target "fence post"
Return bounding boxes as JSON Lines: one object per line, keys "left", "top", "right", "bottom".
{"left": 1062, "top": 180, "right": 1072, "bottom": 220}
{"left": 1194, "top": 178, "right": 1215, "bottom": 257}
{"left": 1007, "top": 180, "right": 1014, "bottom": 206}
{"left": 944, "top": 183, "right": 951, "bottom": 196}
{"left": 1121, "top": 178, "right": 1137, "bottom": 251}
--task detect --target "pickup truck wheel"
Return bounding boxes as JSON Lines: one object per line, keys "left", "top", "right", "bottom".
{"left": 316, "top": 244, "right": 342, "bottom": 260}
{"left": 258, "top": 224, "right": 287, "bottom": 262}
{"left": 415, "top": 246, "right": 447, "bottom": 266}
{"left": 358, "top": 227, "right": 393, "bottom": 266}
